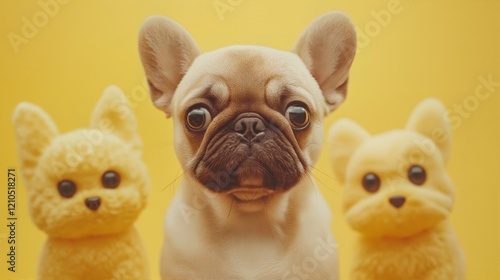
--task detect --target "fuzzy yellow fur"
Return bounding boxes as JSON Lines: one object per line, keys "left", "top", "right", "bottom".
{"left": 329, "top": 99, "right": 466, "bottom": 280}
{"left": 13, "top": 86, "right": 150, "bottom": 280}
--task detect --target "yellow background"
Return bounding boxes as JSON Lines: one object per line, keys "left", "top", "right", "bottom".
{"left": 1, "top": 0, "right": 499, "bottom": 279}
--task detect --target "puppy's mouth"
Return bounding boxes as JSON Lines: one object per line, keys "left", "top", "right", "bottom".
{"left": 224, "top": 187, "right": 275, "bottom": 202}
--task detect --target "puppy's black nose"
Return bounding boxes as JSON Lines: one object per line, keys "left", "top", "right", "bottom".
{"left": 389, "top": 195, "right": 406, "bottom": 208}
{"left": 85, "top": 197, "right": 101, "bottom": 211}
{"left": 234, "top": 117, "right": 266, "bottom": 140}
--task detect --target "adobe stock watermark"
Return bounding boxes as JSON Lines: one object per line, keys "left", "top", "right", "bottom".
{"left": 356, "top": 0, "right": 405, "bottom": 53}
{"left": 177, "top": 169, "right": 232, "bottom": 225}
{"left": 50, "top": 98, "right": 133, "bottom": 180}
{"left": 445, "top": 74, "right": 499, "bottom": 130}
{"left": 213, "top": 0, "right": 243, "bottom": 21}
{"left": 388, "top": 74, "right": 499, "bottom": 184}
{"left": 125, "top": 77, "right": 150, "bottom": 109}
{"left": 389, "top": 134, "right": 445, "bottom": 187}
{"left": 280, "top": 235, "right": 338, "bottom": 280}
{"left": 7, "top": 0, "right": 72, "bottom": 54}
{"left": 50, "top": 80, "right": 150, "bottom": 179}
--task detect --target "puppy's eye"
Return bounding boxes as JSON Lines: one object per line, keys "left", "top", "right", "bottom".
{"left": 285, "top": 103, "right": 310, "bottom": 130}
{"left": 58, "top": 180, "right": 77, "bottom": 198}
{"left": 362, "top": 173, "right": 380, "bottom": 193}
{"left": 102, "top": 170, "right": 120, "bottom": 189}
{"left": 408, "top": 165, "right": 426, "bottom": 185}
{"left": 186, "top": 107, "right": 212, "bottom": 131}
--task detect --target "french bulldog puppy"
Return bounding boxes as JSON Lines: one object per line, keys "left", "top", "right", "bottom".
{"left": 138, "top": 12, "right": 356, "bottom": 280}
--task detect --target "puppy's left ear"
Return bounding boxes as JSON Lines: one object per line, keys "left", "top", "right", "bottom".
{"left": 293, "top": 12, "right": 357, "bottom": 114}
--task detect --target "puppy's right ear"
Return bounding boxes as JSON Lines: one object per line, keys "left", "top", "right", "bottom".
{"left": 328, "top": 119, "right": 370, "bottom": 183}
{"left": 12, "top": 103, "right": 59, "bottom": 181}
{"left": 138, "top": 16, "right": 201, "bottom": 116}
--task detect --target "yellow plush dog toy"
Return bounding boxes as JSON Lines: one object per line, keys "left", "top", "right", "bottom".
{"left": 328, "top": 99, "right": 466, "bottom": 280}
{"left": 13, "top": 86, "right": 150, "bottom": 280}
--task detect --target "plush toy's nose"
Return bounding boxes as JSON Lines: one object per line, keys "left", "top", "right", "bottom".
{"left": 85, "top": 196, "right": 101, "bottom": 211}
{"left": 389, "top": 195, "right": 406, "bottom": 208}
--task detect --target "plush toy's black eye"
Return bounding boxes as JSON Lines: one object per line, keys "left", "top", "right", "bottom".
{"left": 186, "top": 107, "right": 212, "bottom": 131}
{"left": 285, "top": 103, "right": 310, "bottom": 130}
{"left": 362, "top": 173, "right": 381, "bottom": 193}
{"left": 102, "top": 170, "right": 120, "bottom": 189}
{"left": 57, "top": 180, "right": 77, "bottom": 198}
{"left": 408, "top": 165, "right": 426, "bottom": 185}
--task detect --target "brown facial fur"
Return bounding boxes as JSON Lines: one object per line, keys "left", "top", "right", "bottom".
{"left": 192, "top": 110, "right": 306, "bottom": 192}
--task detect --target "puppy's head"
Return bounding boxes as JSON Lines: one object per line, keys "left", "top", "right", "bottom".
{"left": 329, "top": 99, "right": 455, "bottom": 237}
{"left": 139, "top": 13, "right": 356, "bottom": 205}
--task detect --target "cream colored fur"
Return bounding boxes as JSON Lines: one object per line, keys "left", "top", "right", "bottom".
{"left": 329, "top": 99, "right": 466, "bottom": 280}
{"left": 12, "top": 86, "right": 150, "bottom": 280}
{"left": 138, "top": 12, "right": 357, "bottom": 279}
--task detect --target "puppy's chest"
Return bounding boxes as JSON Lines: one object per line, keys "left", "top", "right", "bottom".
{"left": 215, "top": 234, "right": 335, "bottom": 279}
{"left": 221, "top": 235, "right": 288, "bottom": 279}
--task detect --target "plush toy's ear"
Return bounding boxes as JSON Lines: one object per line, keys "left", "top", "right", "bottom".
{"left": 90, "top": 85, "right": 141, "bottom": 152}
{"left": 405, "top": 98, "right": 451, "bottom": 163}
{"left": 138, "top": 15, "right": 201, "bottom": 117}
{"left": 328, "top": 119, "right": 370, "bottom": 182}
{"left": 293, "top": 12, "right": 357, "bottom": 114}
{"left": 12, "top": 103, "right": 59, "bottom": 181}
